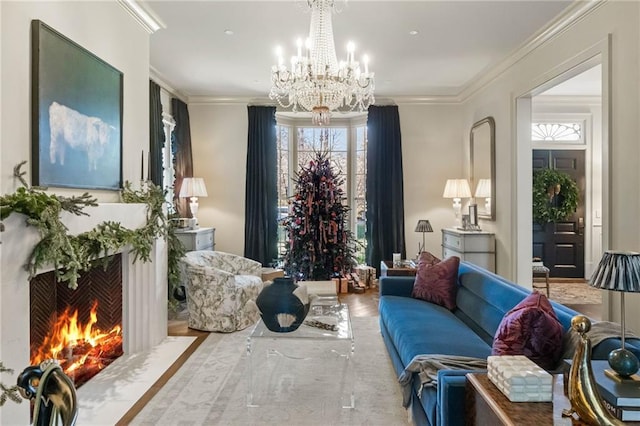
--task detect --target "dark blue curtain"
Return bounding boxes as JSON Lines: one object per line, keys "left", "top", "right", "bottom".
{"left": 149, "top": 80, "right": 165, "bottom": 186}
{"left": 172, "top": 98, "right": 193, "bottom": 218}
{"left": 244, "top": 106, "right": 278, "bottom": 265}
{"left": 365, "top": 105, "right": 406, "bottom": 270}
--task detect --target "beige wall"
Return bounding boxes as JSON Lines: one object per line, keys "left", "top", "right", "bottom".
{"left": 399, "top": 103, "right": 464, "bottom": 258}
{"left": 188, "top": 103, "right": 248, "bottom": 255}
{"left": 461, "top": 1, "right": 640, "bottom": 328}
{"left": 1, "top": 1, "right": 150, "bottom": 198}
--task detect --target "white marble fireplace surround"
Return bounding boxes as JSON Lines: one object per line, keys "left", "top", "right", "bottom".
{"left": 0, "top": 203, "right": 195, "bottom": 424}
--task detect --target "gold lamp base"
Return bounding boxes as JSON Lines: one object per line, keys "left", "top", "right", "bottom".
{"left": 604, "top": 369, "right": 640, "bottom": 382}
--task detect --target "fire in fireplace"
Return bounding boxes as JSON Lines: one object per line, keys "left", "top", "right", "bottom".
{"left": 30, "top": 254, "right": 124, "bottom": 387}
{"left": 30, "top": 301, "right": 123, "bottom": 387}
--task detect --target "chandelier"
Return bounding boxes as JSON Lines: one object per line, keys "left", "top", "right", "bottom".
{"left": 269, "top": 0, "right": 375, "bottom": 126}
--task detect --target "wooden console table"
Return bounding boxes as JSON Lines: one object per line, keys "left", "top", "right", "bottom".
{"left": 379, "top": 260, "right": 417, "bottom": 277}
{"left": 465, "top": 373, "right": 577, "bottom": 426}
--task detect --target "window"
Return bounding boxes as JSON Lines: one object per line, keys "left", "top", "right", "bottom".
{"left": 276, "top": 117, "right": 367, "bottom": 264}
{"left": 532, "top": 122, "right": 582, "bottom": 142}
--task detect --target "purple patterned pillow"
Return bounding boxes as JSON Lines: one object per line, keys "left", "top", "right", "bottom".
{"left": 492, "top": 292, "right": 563, "bottom": 370}
{"left": 417, "top": 251, "right": 440, "bottom": 269}
{"left": 411, "top": 255, "right": 460, "bottom": 310}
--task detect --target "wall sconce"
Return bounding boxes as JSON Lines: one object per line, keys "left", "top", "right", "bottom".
{"left": 179, "top": 177, "right": 208, "bottom": 228}
{"left": 443, "top": 179, "right": 471, "bottom": 226}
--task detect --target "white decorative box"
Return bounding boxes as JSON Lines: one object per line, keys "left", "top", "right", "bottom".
{"left": 487, "top": 355, "right": 553, "bottom": 402}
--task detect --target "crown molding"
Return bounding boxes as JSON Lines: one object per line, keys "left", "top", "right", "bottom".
{"left": 389, "top": 95, "right": 462, "bottom": 105}
{"left": 149, "top": 66, "right": 188, "bottom": 103}
{"left": 187, "top": 96, "right": 263, "bottom": 106}
{"left": 117, "top": 0, "right": 165, "bottom": 34}
{"left": 458, "top": 0, "right": 605, "bottom": 103}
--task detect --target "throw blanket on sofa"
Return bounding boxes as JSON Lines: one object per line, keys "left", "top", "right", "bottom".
{"left": 398, "top": 355, "right": 488, "bottom": 408}
{"left": 561, "top": 320, "right": 639, "bottom": 360}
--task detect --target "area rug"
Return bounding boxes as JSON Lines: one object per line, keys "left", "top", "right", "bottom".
{"left": 131, "top": 317, "right": 407, "bottom": 425}
{"left": 548, "top": 281, "right": 602, "bottom": 305}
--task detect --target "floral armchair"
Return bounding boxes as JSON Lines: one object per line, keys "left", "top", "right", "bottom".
{"left": 179, "top": 251, "right": 264, "bottom": 332}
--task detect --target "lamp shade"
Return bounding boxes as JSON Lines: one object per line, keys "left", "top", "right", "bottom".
{"left": 590, "top": 250, "right": 640, "bottom": 293}
{"left": 179, "top": 177, "right": 208, "bottom": 198}
{"left": 474, "top": 179, "right": 492, "bottom": 198}
{"left": 443, "top": 179, "right": 471, "bottom": 198}
{"left": 415, "top": 220, "right": 433, "bottom": 233}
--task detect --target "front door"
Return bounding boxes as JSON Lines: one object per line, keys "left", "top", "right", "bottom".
{"left": 532, "top": 150, "right": 585, "bottom": 278}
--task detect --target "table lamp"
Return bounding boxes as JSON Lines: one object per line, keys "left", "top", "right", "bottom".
{"left": 414, "top": 219, "right": 433, "bottom": 257}
{"left": 474, "top": 179, "right": 492, "bottom": 216}
{"left": 590, "top": 250, "right": 640, "bottom": 381}
{"left": 179, "top": 177, "right": 208, "bottom": 228}
{"left": 443, "top": 179, "right": 471, "bottom": 226}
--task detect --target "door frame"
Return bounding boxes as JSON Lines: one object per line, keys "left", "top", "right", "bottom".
{"left": 512, "top": 36, "right": 611, "bottom": 319}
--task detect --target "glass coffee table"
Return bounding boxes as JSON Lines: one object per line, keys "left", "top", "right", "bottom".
{"left": 246, "top": 301, "right": 355, "bottom": 410}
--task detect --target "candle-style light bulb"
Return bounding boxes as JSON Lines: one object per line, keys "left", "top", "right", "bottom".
{"left": 296, "top": 38, "right": 303, "bottom": 59}
{"left": 347, "top": 41, "right": 355, "bottom": 64}
{"left": 363, "top": 54, "right": 369, "bottom": 75}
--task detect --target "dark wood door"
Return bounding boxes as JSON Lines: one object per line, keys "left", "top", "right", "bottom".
{"left": 532, "top": 150, "right": 585, "bottom": 278}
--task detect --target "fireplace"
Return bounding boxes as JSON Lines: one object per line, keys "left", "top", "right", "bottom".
{"left": 30, "top": 255, "right": 124, "bottom": 387}
{"left": 0, "top": 203, "right": 189, "bottom": 425}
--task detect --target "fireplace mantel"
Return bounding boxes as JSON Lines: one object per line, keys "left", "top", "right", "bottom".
{"left": 0, "top": 203, "right": 170, "bottom": 423}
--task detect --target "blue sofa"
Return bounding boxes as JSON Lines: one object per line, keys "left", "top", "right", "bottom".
{"left": 379, "top": 261, "right": 637, "bottom": 426}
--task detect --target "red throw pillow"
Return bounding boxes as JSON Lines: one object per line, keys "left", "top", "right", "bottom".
{"left": 492, "top": 292, "right": 563, "bottom": 370}
{"left": 411, "top": 254, "right": 460, "bottom": 310}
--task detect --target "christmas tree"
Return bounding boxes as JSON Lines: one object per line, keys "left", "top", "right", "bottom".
{"left": 283, "top": 151, "right": 357, "bottom": 281}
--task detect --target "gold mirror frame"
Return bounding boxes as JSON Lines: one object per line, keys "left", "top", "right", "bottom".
{"left": 470, "top": 117, "right": 496, "bottom": 220}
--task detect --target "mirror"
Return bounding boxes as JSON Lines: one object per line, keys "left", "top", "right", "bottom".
{"left": 470, "top": 117, "right": 495, "bottom": 220}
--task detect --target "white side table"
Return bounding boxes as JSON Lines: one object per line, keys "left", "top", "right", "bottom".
{"left": 174, "top": 227, "right": 215, "bottom": 251}
{"left": 441, "top": 227, "right": 495, "bottom": 272}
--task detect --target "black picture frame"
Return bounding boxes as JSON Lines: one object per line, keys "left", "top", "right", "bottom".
{"left": 31, "top": 20, "right": 123, "bottom": 190}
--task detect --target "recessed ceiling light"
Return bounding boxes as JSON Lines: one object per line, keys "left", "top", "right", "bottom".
{"left": 224, "top": 29, "right": 234, "bottom": 36}
{"left": 409, "top": 30, "right": 418, "bottom": 36}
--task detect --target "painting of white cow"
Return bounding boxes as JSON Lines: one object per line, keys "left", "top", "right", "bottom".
{"left": 31, "top": 20, "right": 122, "bottom": 190}
{"left": 49, "top": 102, "right": 112, "bottom": 171}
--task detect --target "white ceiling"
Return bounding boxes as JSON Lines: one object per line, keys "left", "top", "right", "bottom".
{"left": 145, "top": 0, "right": 573, "bottom": 100}
{"left": 540, "top": 64, "right": 602, "bottom": 97}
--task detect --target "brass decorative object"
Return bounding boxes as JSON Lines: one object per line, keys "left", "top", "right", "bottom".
{"left": 562, "top": 315, "right": 624, "bottom": 425}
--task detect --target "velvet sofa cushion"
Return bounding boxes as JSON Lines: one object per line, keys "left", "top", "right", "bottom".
{"left": 411, "top": 253, "right": 460, "bottom": 310}
{"left": 379, "top": 295, "right": 492, "bottom": 367}
{"left": 492, "top": 292, "right": 563, "bottom": 370}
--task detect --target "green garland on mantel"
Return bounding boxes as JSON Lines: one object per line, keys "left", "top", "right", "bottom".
{"left": 532, "top": 168, "right": 579, "bottom": 224}
{"left": 0, "top": 161, "right": 185, "bottom": 295}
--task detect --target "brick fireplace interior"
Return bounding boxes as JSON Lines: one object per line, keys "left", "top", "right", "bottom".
{"left": 29, "top": 254, "right": 124, "bottom": 387}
